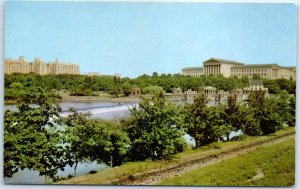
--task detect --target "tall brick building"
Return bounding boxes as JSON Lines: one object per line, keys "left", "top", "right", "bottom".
{"left": 5, "top": 56, "right": 80, "bottom": 75}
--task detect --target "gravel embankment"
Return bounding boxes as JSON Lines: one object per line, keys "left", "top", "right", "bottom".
{"left": 118, "top": 132, "right": 294, "bottom": 185}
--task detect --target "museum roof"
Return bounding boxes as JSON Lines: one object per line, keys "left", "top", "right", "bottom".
{"left": 203, "top": 58, "right": 244, "bottom": 65}
{"left": 182, "top": 67, "right": 203, "bottom": 70}
{"left": 232, "top": 63, "right": 279, "bottom": 68}
{"left": 232, "top": 64, "right": 296, "bottom": 69}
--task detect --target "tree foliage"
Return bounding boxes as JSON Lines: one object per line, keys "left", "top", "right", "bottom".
{"left": 122, "top": 93, "right": 186, "bottom": 160}
{"left": 183, "top": 94, "right": 222, "bottom": 148}
{"left": 4, "top": 73, "right": 296, "bottom": 181}
{"left": 4, "top": 89, "right": 65, "bottom": 183}
{"left": 4, "top": 73, "right": 295, "bottom": 100}
{"left": 220, "top": 94, "right": 242, "bottom": 141}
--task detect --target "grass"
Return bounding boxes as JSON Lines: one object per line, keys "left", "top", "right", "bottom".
{"left": 56, "top": 127, "right": 294, "bottom": 185}
{"left": 159, "top": 136, "right": 295, "bottom": 186}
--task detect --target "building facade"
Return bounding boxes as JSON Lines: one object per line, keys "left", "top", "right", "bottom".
{"left": 165, "top": 79, "right": 268, "bottom": 106}
{"left": 182, "top": 58, "right": 296, "bottom": 80}
{"left": 5, "top": 56, "right": 80, "bottom": 75}
{"left": 181, "top": 67, "right": 203, "bottom": 77}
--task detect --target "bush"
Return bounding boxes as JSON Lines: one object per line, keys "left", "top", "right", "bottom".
{"left": 67, "top": 174, "right": 73, "bottom": 179}
{"left": 208, "top": 142, "right": 222, "bottom": 149}
{"left": 230, "top": 134, "right": 247, "bottom": 141}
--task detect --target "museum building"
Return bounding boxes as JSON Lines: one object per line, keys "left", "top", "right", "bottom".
{"left": 182, "top": 58, "right": 296, "bottom": 80}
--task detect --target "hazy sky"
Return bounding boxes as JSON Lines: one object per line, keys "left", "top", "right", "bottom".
{"left": 5, "top": 1, "right": 297, "bottom": 78}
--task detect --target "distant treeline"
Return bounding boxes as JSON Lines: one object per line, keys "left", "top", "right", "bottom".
{"left": 4, "top": 73, "right": 296, "bottom": 100}
{"left": 4, "top": 89, "right": 295, "bottom": 183}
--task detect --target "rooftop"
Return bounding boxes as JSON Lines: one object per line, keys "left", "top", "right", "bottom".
{"left": 232, "top": 64, "right": 296, "bottom": 69}
{"left": 232, "top": 63, "right": 279, "bottom": 68}
{"left": 203, "top": 58, "right": 244, "bottom": 65}
{"left": 182, "top": 67, "right": 203, "bottom": 70}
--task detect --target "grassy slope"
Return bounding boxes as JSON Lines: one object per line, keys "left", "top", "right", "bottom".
{"left": 56, "top": 127, "right": 294, "bottom": 185}
{"left": 159, "top": 136, "right": 295, "bottom": 186}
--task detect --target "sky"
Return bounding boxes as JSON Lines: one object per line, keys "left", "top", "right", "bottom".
{"left": 5, "top": 1, "right": 297, "bottom": 78}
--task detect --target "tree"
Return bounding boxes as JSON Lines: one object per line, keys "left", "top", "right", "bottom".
{"left": 4, "top": 89, "right": 66, "bottom": 183}
{"left": 122, "top": 93, "right": 186, "bottom": 161}
{"left": 108, "top": 85, "right": 122, "bottom": 97}
{"left": 104, "top": 121, "right": 130, "bottom": 167}
{"left": 239, "top": 105, "right": 260, "bottom": 136}
{"left": 59, "top": 109, "right": 93, "bottom": 180}
{"left": 288, "top": 95, "right": 296, "bottom": 126}
{"left": 142, "top": 85, "right": 165, "bottom": 95}
{"left": 276, "top": 90, "right": 292, "bottom": 124}
{"left": 183, "top": 94, "right": 220, "bottom": 148}
{"left": 220, "top": 94, "right": 242, "bottom": 141}
{"left": 260, "top": 96, "right": 282, "bottom": 134}
{"left": 152, "top": 72, "right": 159, "bottom": 78}
{"left": 247, "top": 90, "right": 282, "bottom": 135}
{"left": 252, "top": 74, "right": 261, "bottom": 80}
{"left": 60, "top": 110, "right": 115, "bottom": 181}
{"left": 121, "top": 82, "right": 132, "bottom": 96}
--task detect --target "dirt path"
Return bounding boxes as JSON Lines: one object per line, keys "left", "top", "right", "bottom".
{"left": 118, "top": 132, "right": 294, "bottom": 185}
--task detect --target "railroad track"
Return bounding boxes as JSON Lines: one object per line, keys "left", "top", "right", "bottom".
{"left": 117, "top": 131, "right": 295, "bottom": 185}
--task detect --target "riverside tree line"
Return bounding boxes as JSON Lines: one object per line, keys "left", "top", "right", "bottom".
{"left": 4, "top": 87, "right": 295, "bottom": 183}
{"left": 4, "top": 73, "right": 296, "bottom": 100}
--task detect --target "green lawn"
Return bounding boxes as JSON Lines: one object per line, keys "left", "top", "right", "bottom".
{"left": 159, "top": 137, "right": 295, "bottom": 186}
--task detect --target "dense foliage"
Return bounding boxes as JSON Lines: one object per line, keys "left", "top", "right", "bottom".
{"left": 4, "top": 89, "right": 65, "bottom": 183}
{"left": 4, "top": 86, "right": 296, "bottom": 182}
{"left": 122, "top": 93, "right": 187, "bottom": 161}
{"left": 4, "top": 73, "right": 295, "bottom": 100}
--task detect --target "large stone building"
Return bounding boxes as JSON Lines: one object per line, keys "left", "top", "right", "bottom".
{"left": 5, "top": 56, "right": 80, "bottom": 75}
{"left": 182, "top": 58, "right": 296, "bottom": 80}
{"left": 181, "top": 67, "right": 203, "bottom": 78}
{"left": 165, "top": 79, "right": 269, "bottom": 106}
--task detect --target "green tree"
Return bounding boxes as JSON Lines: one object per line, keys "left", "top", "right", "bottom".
{"left": 4, "top": 89, "right": 66, "bottom": 183}
{"left": 247, "top": 90, "right": 283, "bottom": 135}
{"left": 183, "top": 94, "right": 220, "bottom": 148}
{"left": 60, "top": 109, "right": 93, "bottom": 180}
{"left": 276, "top": 90, "right": 292, "bottom": 125}
{"left": 105, "top": 121, "right": 130, "bottom": 167}
{"left": 220, "top": 94, "right": 242, "bottom": 141}
{"left": 260, "top": 96, "right": 282, "bottom": 134}
{"left": 239, "top": 105, "right": 260, "bottom": 136}
{"left": 252, "top": 74, "right": 261, "bottom": 80}
{"left": 108, "top": 85, "right": 122, "bottom": 97}
{"left": 122, "top": 93, "right": 186, "bottom": 160}
{"left": 152, "top": 72, "right": 159, "bottom": 78}
{"left": 121, "top": 82, "right": 132, "bottom": 96}
{"left": 61, "top": 109, "right": 130, "bottom": 177}
{"left": 142, "top": 85, "right": 165, "bottom": 95}
{"left": 288, "top": 95, "right": 296, "bottom": 126}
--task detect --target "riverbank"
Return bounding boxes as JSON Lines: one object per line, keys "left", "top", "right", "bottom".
{"left": 59, "top": 91, "right": 141, "bottom": 103}
{"left": 59, "top": 95, "right": 140, "bottom": 103}
{"left": 56, "top": 127, "right": 295, "bottom": 185}
{"left": 4, "top": 91, "right": 141, "bottom": 105}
